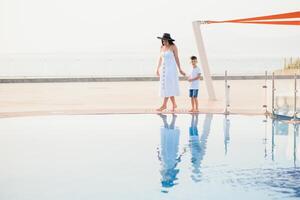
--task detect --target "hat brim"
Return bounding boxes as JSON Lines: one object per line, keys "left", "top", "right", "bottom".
{"left": 157, "top": 37, "right": 175, "bottom": 41}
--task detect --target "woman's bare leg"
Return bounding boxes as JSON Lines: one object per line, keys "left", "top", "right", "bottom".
{"left": 170, "top": 96, "right": 177, "bottom": 111}
{"left": 170, "top": 114, "right": 177, "bottom": 129}
{"left": 156, "top": 97, "right": 168, "bottom": 111}
{"left": 158, "top": 113, "right": 168, "bottom": 128}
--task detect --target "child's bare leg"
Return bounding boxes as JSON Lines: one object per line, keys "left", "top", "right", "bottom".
{"left": 189, "top": 98, "right": 195, "bottom": 112}
{"left": 194, "top": 98, "right": 199, "bottom": 112}
{"left": 170, "top": 96, "right": 177, "bottom": 111}
{"left": 156, "top": 97, "right": 168, "bottom": 111}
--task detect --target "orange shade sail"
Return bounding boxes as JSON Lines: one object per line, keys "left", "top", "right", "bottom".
{"left": 206, "top": 11, "right": 300, "bottom": 26}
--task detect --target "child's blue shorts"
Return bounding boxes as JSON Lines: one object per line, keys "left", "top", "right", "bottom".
{"left": 189, "top": 89, "right": 199, "bottom": 98}
{"left": 189, "top": 126, "right": 198, "bottom": 136}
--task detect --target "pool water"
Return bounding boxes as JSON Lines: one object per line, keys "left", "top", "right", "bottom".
{"left": 0, "top": 114, "right": 299, "bottom": 200}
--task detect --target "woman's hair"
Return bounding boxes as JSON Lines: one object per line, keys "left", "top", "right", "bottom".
{"left": 161, "top": 39, "right": 174, "bottom": 46}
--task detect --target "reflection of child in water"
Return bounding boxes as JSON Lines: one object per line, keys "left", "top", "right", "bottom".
{"left": 189, "top": 114, "right": 212, "bottom": 182}
{"left": 157, "top": 114, "right": 185, "bottom": 191}
{"left": 189, "top": 114, "right": 201, "bottom": 182}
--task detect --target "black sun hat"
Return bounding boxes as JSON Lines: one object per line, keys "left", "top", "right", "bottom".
{"left": 157, "top": 33, "right": 175, "bottom": 41}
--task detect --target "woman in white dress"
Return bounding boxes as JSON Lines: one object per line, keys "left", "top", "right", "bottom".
{"left": 156, "top": 33, "right": 186, "bottom": 112}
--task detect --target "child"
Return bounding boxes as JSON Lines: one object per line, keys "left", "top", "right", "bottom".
{"left": 188, "top": 56, "right": 201, "bottom": 112}
{"left": 188, "top": 113, "right": 201, "bottom": 182}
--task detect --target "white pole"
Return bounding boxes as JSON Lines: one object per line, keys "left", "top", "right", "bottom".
{"left": 293, "top": 124, "right": 297, "bottom": 166}
{"left": 263, "top": 71, "right": 268, "bottom": 114}
{"left": 271, "top": 119, "right": 275, "bottom": 161}
{"left": 192, "top": 21, "right": 216, "bottom": 100}
{"left": 294, "top": 73, "right": 297, "bottom": 121}
{"left": 272, "top": 72, "right": 275, "bottom": 115}
{"left": 223, "top": 115, "right": 230, "bottom": 155}
{"left": 224, "top": 70, "right": 230, "bottom": 115}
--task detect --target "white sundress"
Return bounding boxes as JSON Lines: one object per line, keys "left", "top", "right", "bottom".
{"left": 160, "top": 126, "right": 180, "bottom": 170}
{"left": 159, "top": 126, "right": 180, "bottom": 185}
{"left": 160, "top": 50, "right": 180, "bottom": 97}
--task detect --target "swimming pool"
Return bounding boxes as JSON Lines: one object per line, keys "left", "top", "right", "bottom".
{"left": 0, "top": 114, "right": 299, "bottom": 200}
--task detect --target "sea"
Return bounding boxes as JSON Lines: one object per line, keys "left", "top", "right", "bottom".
{"left": 0, "top": 53, "right": 286, "bottom": 77}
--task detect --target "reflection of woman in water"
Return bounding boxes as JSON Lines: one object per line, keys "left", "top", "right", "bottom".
{"left": 157, "top": 114, "right": 184, "bottom": 191}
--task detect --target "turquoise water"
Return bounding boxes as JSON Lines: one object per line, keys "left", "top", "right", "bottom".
{"left": 0, "top": 114, "right": 299, "bottom": 199}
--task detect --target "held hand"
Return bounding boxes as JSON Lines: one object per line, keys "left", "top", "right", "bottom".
{"left": 156, "top": 69, "right": 160, "bottom": 77}
{"left": 179, "top": 69, "right": 186, "bottom": 76}
{"left": 188, "top": 77, "right": 192, "bottom": 82}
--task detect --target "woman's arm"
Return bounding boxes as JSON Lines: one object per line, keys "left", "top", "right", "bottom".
{"left": 172, "top": 45, "right": 186, "bottom": 76}
{"left": 156, "top": 47, "right": 163, "bottom": 76}
{"left": 156, "top": 56, "right": 162, "bottom": 76}
{"left": 157, "top": 148, "right": 162, "bottom": 161}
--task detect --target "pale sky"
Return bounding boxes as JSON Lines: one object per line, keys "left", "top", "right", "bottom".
{"left": 1, "top": 0, "right": 300, "bottom": 57}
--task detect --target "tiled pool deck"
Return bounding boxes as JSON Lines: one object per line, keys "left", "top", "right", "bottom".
{"left": 0, "top": 78, "right": 297, "bottom": 118}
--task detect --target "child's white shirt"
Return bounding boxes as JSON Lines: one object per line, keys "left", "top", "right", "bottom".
{"left": 189, "top": 66, "right": 201, "bottom": 89}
